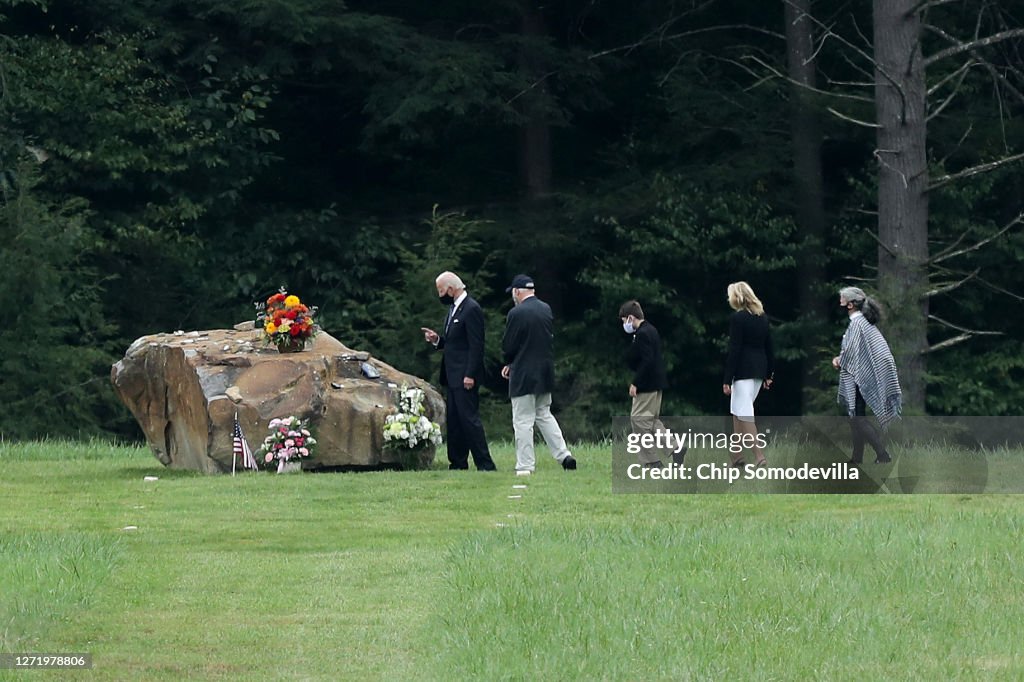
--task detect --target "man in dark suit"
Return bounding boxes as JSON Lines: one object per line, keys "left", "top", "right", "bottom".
{"left": 619, "top": 300, "right": 673, "bottom": 467}
{"left": 421, "top": 272, "right": 496, "bottom": 471}
{"left": 500, "top": 274, "right": 576, "bottom": 474}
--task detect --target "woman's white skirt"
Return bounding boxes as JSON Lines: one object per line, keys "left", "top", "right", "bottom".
{"left": 730, "top": 378, "right": 762, "bottom": 422}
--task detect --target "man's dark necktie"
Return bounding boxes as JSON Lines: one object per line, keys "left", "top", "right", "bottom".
{"left": 445, "top": 304, "right": 456, "bottom": 334}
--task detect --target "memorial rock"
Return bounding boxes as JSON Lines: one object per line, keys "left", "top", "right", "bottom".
{"left": 111, "top": 326, "right": 444, "bottom": 472}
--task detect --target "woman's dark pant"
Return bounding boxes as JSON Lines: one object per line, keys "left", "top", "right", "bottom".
{"left": 850, "top": 386, "right": 886, "bottom": 463}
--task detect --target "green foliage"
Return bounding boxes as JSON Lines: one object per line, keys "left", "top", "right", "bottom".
{"left": 923, "top": 172, "right": 1024, "bottom": 414}
{"left": 2, "top": 0, "right": 1023, "bottom": 442}
{"left": 0, "top": 9, "right": 279, "bottom": 438}
{"left": 0, "top": 164, "right": 126, "bottom": 438}
{"left": 928, "top": 341, "right": 1024, "bottom": 415}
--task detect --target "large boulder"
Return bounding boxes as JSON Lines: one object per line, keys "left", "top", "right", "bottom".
{"left": 110, "top": 326, "right": 445, "bottom": 473}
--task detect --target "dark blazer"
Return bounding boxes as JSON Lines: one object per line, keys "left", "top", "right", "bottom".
{"left": 436, "top": 295, "right": 485, "bottom": 387}
{"left": 723, "top": 310, "right": 774, "bottom": 383}
{"left": 502, "top": 296, "right": 556, "bottom": 398}
{"left": 626, "top": 321, "right": 668, "bottom": 393}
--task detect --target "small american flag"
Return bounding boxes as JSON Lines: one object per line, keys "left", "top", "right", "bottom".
{"left": 232, "top": 413, "right": 259, "bottom": 474}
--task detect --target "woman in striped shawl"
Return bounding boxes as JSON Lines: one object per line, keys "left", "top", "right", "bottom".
{"left": 831, "top": 287, "right": 901, "bottom": 464}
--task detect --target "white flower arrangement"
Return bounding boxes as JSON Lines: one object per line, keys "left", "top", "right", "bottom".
{"left": 383, "top": 386, "right": 442, "bottom": 452}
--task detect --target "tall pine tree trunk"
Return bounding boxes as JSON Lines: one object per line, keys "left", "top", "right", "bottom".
{"left": 785, "top": 0, "right": 828, "bottom": 410}
{"left": 516, "top": 2, "right": 562, "bottom": 312}
{"left": 873, "top": 0, "right": 929, "bottom": 412}
{"left": 518, "top": 2, "right": 553, "bottom": 201}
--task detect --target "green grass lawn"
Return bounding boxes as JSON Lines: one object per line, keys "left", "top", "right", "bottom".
{"left": 2, "top": 440, "right": 1024, "bottom": 680}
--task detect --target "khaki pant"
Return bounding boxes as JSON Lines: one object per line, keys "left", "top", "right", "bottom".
{"left": 511, "top": 393, "right": 572, "bottom": 472}
{"left": 631, "top": 390, "right": 666, "bottom": 464}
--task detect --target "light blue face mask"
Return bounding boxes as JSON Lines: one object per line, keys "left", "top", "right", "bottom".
{"left": 623, "top": 319, "right": 635, "bottom": 334}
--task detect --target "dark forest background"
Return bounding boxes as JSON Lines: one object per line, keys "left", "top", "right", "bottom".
{"left": 3, "top": 0, "right": 1023, "bottom": 441}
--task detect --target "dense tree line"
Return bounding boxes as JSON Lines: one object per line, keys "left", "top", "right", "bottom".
{"left": 2, "top": 0, "right": 1022, "bottom": 441}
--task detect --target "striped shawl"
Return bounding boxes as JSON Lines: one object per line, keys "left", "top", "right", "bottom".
{"left": 837, "top": 314, "right": 902, "bottom": 429}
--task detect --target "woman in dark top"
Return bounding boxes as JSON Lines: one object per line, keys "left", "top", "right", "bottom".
{"left": 722, "top": 281, "right": 774, "bottom": 467}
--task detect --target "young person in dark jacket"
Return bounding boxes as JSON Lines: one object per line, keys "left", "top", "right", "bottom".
{"left": 501, "top": 274, "right": 576, "bottom": 473}
{"left": 619, "top": 300, "right": 674, "bottom": 466}
{"left": 722, "top": 281, "right": 774, "bottom": 467}
{"left": 421, "top": 271, "right": 496, "bottom": 471}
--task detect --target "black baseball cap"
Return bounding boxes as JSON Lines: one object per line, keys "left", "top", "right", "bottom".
{"left": 505, "top": 274, "right": 536, "bottom": 292}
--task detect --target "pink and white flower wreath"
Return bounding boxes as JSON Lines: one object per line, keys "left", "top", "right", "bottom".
{"left": 256, "top": 416, "right": 317, "bottom": 469}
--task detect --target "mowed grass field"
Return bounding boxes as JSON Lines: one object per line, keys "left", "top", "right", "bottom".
{"left": 2, "top": 440, "right": 1024, "bottom": 680}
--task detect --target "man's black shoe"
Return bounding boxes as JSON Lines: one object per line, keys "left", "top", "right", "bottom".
{"left": 875, "top": 452, "right": 892, "bottom": 464}
{"left": 672, "top": 448, "right": 687, "bottom": 465}
{"left": 561, "top": 456, "right": 577, "bottom": 470}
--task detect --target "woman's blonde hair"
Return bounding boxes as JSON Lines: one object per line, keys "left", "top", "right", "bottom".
{"left": 727, "top": 281, "right": 764, "bottom": 316}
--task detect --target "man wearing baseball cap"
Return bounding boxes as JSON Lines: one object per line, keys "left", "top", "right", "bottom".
{"left": 501, "top": 274, "right": 577, "bottom": 473}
